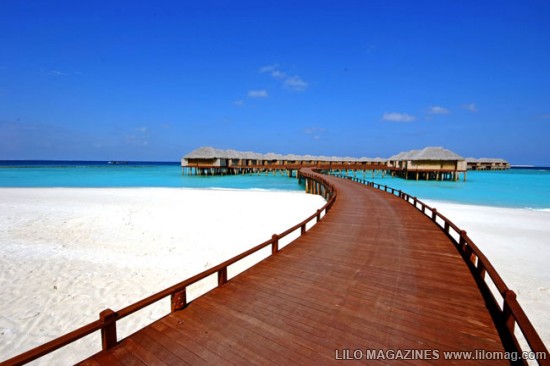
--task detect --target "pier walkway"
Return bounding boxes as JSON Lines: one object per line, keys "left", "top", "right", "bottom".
{"left": 78, "top": 169, "right": 508, "bottom": 365}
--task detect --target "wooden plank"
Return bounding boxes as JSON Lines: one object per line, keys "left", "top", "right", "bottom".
{"left": 110, "top": 344, "right": 147, "bottom": 366}
{"left": 74, "top": 358, "right": 103, "bottom": 366}
{"left": 150, "top": 320, "right": 230, "bottom": 365}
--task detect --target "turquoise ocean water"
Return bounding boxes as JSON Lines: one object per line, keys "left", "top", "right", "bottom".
{"left": 0, "top": 161, "right": 304, "bottom": 191}
{"left": 342, "top": 168, "right": 550, "bottom": 210}
{"left": 0, "top": 161, "right": 549, "bottom": 210}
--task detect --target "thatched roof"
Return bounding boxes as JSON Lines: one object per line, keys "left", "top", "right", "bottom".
{"left": 185, "top": 146, "right": 474, "bottom": 163}
{"left": 388, "top": 151, "right": 411, "bottom": 161}
{"left": 184, "top": 146, "right": 225, "bottom": 159}
{"left": 244, "top": 151, "right": 263, "bottom": 160}
{"left": 224, "top": 149, "right": 243, "bottom": 159}
{"left": 412, "top": 147, "right": 464, "bottom": 161}
{"left": 466, "top": 157, "right": 509, "bottom": 163}
{"left": 481, "top": 158, "right": 508, "bottom": 163}
{"left": 283, "top": 154, "right": 302, "bottom": 161}
{"left": 263, "top": 152, "right": 283, "bottom": 161}
{"left": 360, "top": 157, "right": 387, "bottom": 163}
{"left": 390, "top": 147, "right": 464, "bottom": 161}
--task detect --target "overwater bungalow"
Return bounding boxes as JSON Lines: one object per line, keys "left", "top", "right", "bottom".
{"left": 466, "top": 157, "right": 510, "bottom": 170}
{"left": 182, "top": 146, "right": 472, "bottom": 181}
{"left": 181, "top": 146, "right": 224, "bottom": 167}
{"left": 239, "top": 151, "right": 258, "bottom": 166}
{"left": 389, "top": 147, "right": 467, "bottom": 181}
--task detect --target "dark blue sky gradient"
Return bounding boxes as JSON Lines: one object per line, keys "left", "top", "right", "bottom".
{"left": 1, "top": 1, "right": 549, "bottom": 164}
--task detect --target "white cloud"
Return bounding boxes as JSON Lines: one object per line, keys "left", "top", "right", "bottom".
{"left": 285, "top": 76, "right": 308, "bottom": 91}
{"left": 248, "top": 90, "right": 268, "bottom": 98}
{"left": 270, "top": 70, "right": 287, "bottom": 79}
{"left": 259, "top": 64, "right": 308, "bottom": 91}
{"left": 125, "top": 134, "right": 149, "bottom": 146}
{"left": 304, "top": 127, "right": 325, "bottom": 134}
{"left": 428, "top": 106, "right": 450, "bottom": 114}
{"left": 304, "top": 127, "right": 325, "bottom": 140}
{"left": 47, "top": 70, "right": 69, "bottom": 76}
{"left": 123, "top": 126, "right": 149, "bottom": 146}
{"left": 382, "top": 112, "right": 416, "bottom": 122}
{"left": 259, "top": 64, "right": 279, "bottom": 73}
{"left": 462, "top": 103, "right": 478, "bottom": 112}
{"left": 234, "top": 99, "right": 245, "bottom": 107}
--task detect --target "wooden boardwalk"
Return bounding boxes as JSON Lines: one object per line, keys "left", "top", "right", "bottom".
{"left": 75, "top": 169, "right": 509, "bottom": 365}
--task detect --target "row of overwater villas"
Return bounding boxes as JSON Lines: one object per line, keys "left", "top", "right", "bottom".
{"left": 181, "top": 146, "right": 509, "bottom": 180}
{"left": 465, "top": 158, "right": 510, "bottom": 170}
{"left": 181, "top": 146, "right": 388, "bottom": 168}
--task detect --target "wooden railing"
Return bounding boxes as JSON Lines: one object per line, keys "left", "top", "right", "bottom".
{"left": 337, "top": 173, "right": 549, "bottom": 365}
{"left": 1, "top": 171, "right": 336, "bottom": 366}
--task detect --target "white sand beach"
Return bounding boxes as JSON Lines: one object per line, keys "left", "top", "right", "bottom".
{"left": 0, "top": 189, "right": 548, "bottom": 364}
{"left": 0, "top": 188, "right": 326, "bottom": 364}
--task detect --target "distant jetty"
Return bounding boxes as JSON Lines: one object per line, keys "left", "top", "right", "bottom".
{"left": 181, "top": 146, "right": 510, "bottom": 181}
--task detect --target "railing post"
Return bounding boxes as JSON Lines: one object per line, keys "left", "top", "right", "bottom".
{"left": 100, "top": 309, "right": 118, "bottom": 351}
{"left": 502, "top": 290, "right": 516, "bottom": 333}
{"left": 459, "top": 230, "right": 467, "bottom": 251}
{"left": 272, "top": 234, "right": 279, "bottom": 254}
{"left": 218, "top": 267, "right": 228, "bottom": 286}
{"left": 464, "top": 243, "right": 473, "bottom": 261}
{"left": 171, "top": 288, "right": 187, "bottom": 312}
{"left": 301, "top": 223, "right": 306, "bottom": 235}
{"left": 316, "top": 209, "right": 322, "bottom": 222}
{"left": 477, "top": 262, "right": 486, "bottom": 280}
{"left": 431, "top": 208, "right": 437, "bottom": 222}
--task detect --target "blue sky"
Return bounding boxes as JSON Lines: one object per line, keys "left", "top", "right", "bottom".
{"left": 1, "top": 1, "right": 549, "bottom": 164}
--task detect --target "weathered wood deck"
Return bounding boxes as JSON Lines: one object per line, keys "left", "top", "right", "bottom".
{"left": 77, "top": 169, "right": 508, "bottom": 365}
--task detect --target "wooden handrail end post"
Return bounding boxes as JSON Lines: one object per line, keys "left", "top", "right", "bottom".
{"left": 171, "top": 288, "right": 187, "bottom": 312}
{"left": 218, "top": 267, "right": 228, "bottom": 286}
{"left": 272, "top": 234, "right": 279, "bottom": 254}
{"left": 502, "top": 290, "right": 517, "bottom": 333}
{"left": 99, "top": 309, "right": 118, "bottom": 351}
{"left": 459, "top": 230, "right": 467, "bottom": 251}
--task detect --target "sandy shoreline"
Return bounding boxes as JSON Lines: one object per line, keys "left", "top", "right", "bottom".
{"left": 0, "top": 188, "right": 326, "bottom": 364}
{"left": 0, "top": 188, "right": 548, "bottom": 363}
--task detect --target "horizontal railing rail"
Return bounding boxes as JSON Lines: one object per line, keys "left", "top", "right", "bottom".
{"left": 1, "top": 170, "right": 335, "bottom": 366}
{"left": 335, "top": 173, "right": 549, "bottom": 366}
